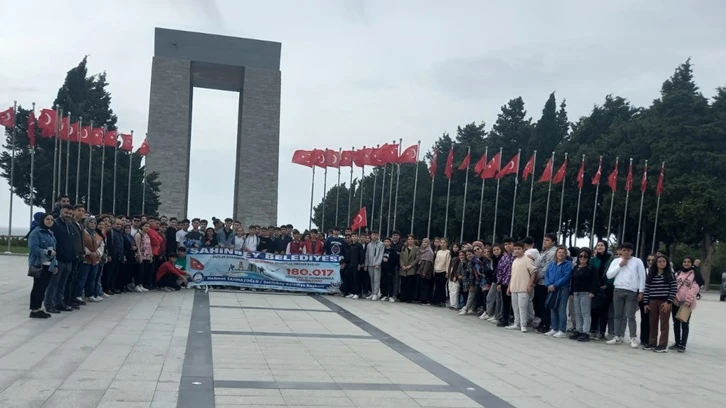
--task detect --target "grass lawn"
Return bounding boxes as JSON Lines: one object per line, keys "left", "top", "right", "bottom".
{"left": 1, "top": 246, "right": 28, "bottom": 254}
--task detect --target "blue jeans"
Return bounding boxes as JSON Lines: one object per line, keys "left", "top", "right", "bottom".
{"left": 550, "top": 287, "right": 569, "bottom": 332}
{"left": 44, "top": 261, "right": 72, "bottom": 308}
{"left": 75, "top": 263, "right": 98, "bottom": 299}
{"left": 94, "top": 264, "right": 104, "bottom": 297}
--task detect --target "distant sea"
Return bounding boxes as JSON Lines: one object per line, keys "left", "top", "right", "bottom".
{"left": 0, "top": 227, "right": 29, "bottom": 236}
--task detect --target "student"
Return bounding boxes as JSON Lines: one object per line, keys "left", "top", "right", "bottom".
{"left": 156, "top": 253, "right": 190, "bottom": 291}
{"left": 217, "top": 218, "right": 235, "bottom": 248}
{"left": 275, "top": 225, "right": 292, "bottom": 254}
{"left": 495, "top": 238, "right": 515, "bottom": 327}
{"left": 433, "top": 238, "right": 451, "bottom": 307}
{"left": 243, "top": 225, "right": 259, "bottom": 252}
{"left": 399, "top": 235, "right": 419, "bottom": 303}
{"left": 176, "top": 219, "right": 189, "bottom": 249}
{"left": 505, "top": 242, "right": 536, "bottom": 332}
{"left": 671, "top": 257, "right": 700, "bottom": 352}
{"left": 286, "top": 230, "right": 306, "bottom": 254}
{"left": 448, "top": 251, "right": 465, "bottom": 309}
{"left": 544, "top": 245, "right": 573, "bottom": 338}
{"left": 27, "top": 212, "right": 57, "bottom": 318}
{"left": 458, "top": 250, "right": 478, "bottom": 314}
{"left": 569, "top": 248, "right": 599, "bottom": 341}
{"left": 344, "top": 234, "right": 365, "bottom": 299}
{"left": 233, "top": 227, "right": 246, "bottom": 250}
{"left": 416, "top": 238, "right": 435, "bottom": 305}
{"left": 304, "top": 229, "right": 324, "bottom": 255}
{"left": 185, "top": 219, "right": 203, "bottom": 248}
{"left": 380, "top": 237, "right": 399, "bottom": 302}
{"left": 606, "top": 242, "right": 646, "bottom": 348}
{"left": 589, "top": 240, "right": 614, "bottom": 340}
{"left": 642, "top": 255, "right": 677, "bottom": 352}
{"left": 133, "top": 222, "right": 153, "bottom": 292}
{"left": 201, "top": 227, "right": 218, "bottom": 248}
{"left": 534, "top": 233, "right": 557, "bottom": 333}
{"left": 324, "top": 226, "right": 345, "bottom": 256}
{"left": 256, "top": 227, "right": 275, "bottom": 253}
{"left": 364, "top": 231, "right": 385, "bottom": 300}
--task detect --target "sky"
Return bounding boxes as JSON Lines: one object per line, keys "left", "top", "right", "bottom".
{"left": 1, "top": 0, "right": 726, "bottom": 234}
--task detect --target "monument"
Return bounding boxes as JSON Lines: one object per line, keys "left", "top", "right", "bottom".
{"left": 146, "top": 27, "right": 281, "bottom": 225}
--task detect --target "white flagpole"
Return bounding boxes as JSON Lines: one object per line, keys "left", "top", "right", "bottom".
{"left": 606, "top": 157, "right": 619, "bottom": 244}
{"left": 525, "top": 150, "right": 537, "bottom": 236}
{"left": 491, "top": 147, "right": 503, "bottom": 242}
{"left": 141, "top": 156, "right": 147, "bottom": 215}
{"left": 650, "top": 162, "right": 664, "bottom": 254}
{"left": 64, "top": 112, "right": 71, "bottom": 194}
{"left": 29, "top": 102, "right": 36, "bottom": 223}
{"left": 335, "top": 148, "right": 341, "bottom": 228}
{"left": 5, "top": 101, "right": 17, "bottom": 253}
{"left": 459, "top": 146, "right": 471, "bottom": 243}
{"left": 443, "top": 154, "right": 452, "bottom": 239}
{"left": 378, "top": 163, "right": 386, "bottom": 234}
{"left": 386, "top": 140, "right": 396, "bottom": 236}
{"left": 476, "top": 147, "right": 488, "bottom": 240}
{"left": 556, "top": 153, "right": 568, "bottom": 244}
{"left": 409, "top": 140, "right": 420, "bottom": 235}
{"left": 57, "top": 109, "right": 64, "bottom": 195}
{"left": 427, "top": 160, "right": 435, "bottom": 239}
{"left": 126, "top": 130, "right": 133, "bottom": 215}
{"left": 370, "top": 146, "right": 378, "bottom": 232}
{"left": 589, "top": 156, "right": 602, "bottom": 248}
{"left": 51, "top": 105, "right": 59, "bottom": 202}
{"left": 542, "top": 151, "right": 555, "bottom": 236}
{"left": 392, "top": 138, "right": 402, "bottom": 231}
{"left": 112, "top": 135, "right": 118, "bottom": 214}
{"left": 574, "top": 154, "right": 585, "bottom": 243}
{"left": 620, "top": 158, "right": 633, "bottom": 243}
{"left": 635, "top": 160, "right": 648, "bottom": 256}
{"left": 99, "top": 127, "right": 107, "bottom": 213}
{"left": 308, "top": 165, "right": 316, "bottom": 231}
{"left": 75, "top": 117, "right": 83, "bottom": 203}
{"left": 348, "top": 147, "right": 354, "bottom": 226}
{"left": 510, "top": 149, "right": 522, "bottom": 237}
{"left": 86, "top": 121, "right": 94, "bottom": 209}
{"left": 322, "top": 165, "right": 328, "bottom": 233}
{"left": 359, "top": 160, "right": 365, "bottom": 212}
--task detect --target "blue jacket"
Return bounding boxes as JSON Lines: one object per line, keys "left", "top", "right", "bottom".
{"left": 216, "top": 228, "right": 235, "bottom": 247}
{"left": 28, "top": 226, "right": 57, "bottom": 271}
{"left": 52, "top": 217, "right": 75, "bottom": 263}
{"left": 544, "top": 260, "right": 573, "bottom": 290}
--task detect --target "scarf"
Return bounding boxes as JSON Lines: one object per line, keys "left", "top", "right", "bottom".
{"left": 418, "top": 238, "right": 434, "bottom": 262}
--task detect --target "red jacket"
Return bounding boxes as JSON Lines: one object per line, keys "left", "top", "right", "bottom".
{"left": 156, "top": 260, "right": 184, "bottom": 282}
{"left": 304, "top": 239, "right": 323, "bottom": 255}
{"left": 148, "top": 228, "right": 163, "bottom": 257}
{"left": 288, "top": 240, "right": 305, "bottom": 254}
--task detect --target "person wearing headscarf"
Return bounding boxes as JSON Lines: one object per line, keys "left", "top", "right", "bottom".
{"left": 416, "top": 238, "right": 435, "bottom": 304}
{"left": 27, "top": 212, "right": 57, "bottom": 318}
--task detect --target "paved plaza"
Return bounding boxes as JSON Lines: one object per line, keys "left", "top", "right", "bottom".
{"left": 0, "top": 255, "right": 723, "bottom": 407}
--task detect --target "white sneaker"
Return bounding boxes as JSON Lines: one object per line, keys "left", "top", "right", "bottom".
{"left": 380, "top": 296, "right": 388, "bottom": 301}
{"left": 126, "top": 284, "right": 135, "bottom": 291}
{"left": 352, "top": 295, "right": 359, "bottom": 300}
{"left": 140, "top": 286, "right": 149, "bottom": 292}
{"left": 345, "top": 294, "right": 354, "bottom": 298}
{"left": 553, "top": 331, "right": 567, "bottom": 338}
{"left": 630, "top": 337, "right": 639, "bottom": 349}
{"left": 87, "top": 296, "right": 100, "bottom": 303}
{"left": 479, "top": 313, "right": 490, "bottom": 320}
{"left": 505, "top": 324, "right": 519, "bottom": 330}
{"left": 365, "top": 295, "right": 373, "bottom": 300}
{"left": 95, "top": 296, "right": 104, "bottom": 302}
{"left": 458, "top": 309, "right": 469, "bottom": 315}
{"left": 521, "top": 326, "right": 528, "bottom": 333}
{"left": 606, "top": 336, "right": 623, "bottom": 345}
{"left": 545, "top": 330, "right": 557, "bottom": 336}
{"left": 487, "top": 316, "right": 498, "bottom": 323}
{"left": 134, "top": 286, "right": 144, "bottom": 293}
{"left": 163, "top": 287, "right": 173, "bottom": 292}
{"left": 389, "top": 298, "right": 395, "bottom": 303}
{"left": 102, "top": 292, "right": 111, "bottom": 298}
{"left": 371, "top": 295, "right": 379, "bottom": 301}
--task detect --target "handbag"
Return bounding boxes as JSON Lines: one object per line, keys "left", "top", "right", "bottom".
{"left": 27, "top": 265, "right": 44, "bottom": 278}
{"left": 675, "top": 303, "right": 692, "bottom": 322}
{"left": 545, "top": 290, "right": 561, "bottom": 309}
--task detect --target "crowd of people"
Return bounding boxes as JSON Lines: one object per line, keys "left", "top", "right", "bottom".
{"left": 26, "top": 195, "right": 703, "bottom": 353}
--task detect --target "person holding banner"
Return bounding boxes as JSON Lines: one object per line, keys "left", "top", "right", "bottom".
{"left": 287, "top": 230, "right": 306, "bottom": 254}
{"left": 304, "top": 229, "right": 324, "bottom": 255}
{"left": 155, "top": 253, "right": 189, "bottom": 291}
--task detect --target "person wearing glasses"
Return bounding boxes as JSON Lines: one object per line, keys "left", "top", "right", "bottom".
{"left": 569, "top": 248, "right": 599, "bottom": 341}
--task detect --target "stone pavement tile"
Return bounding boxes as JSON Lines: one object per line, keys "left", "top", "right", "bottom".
{"left": 96, "top": 402, "right": 151, "bottom": 408}
{"left": 282, "top": 394, "right": 355, "bottom": 406}
{"left": 0, "top": 378, "right": 63, "bottom": 401}
{"left": 213, "top": 368, "right": 273, "bottom": 381}
{"left": 23, "top": 350, "right": 89, "bottom": 380}
{"left": 60, "top": 370, "right": 117, "bottom": 390}
{"left": 0, "top": 401, "right": 45, "bottom": 408}
{"left": 214, "top": 388, "right": 283, "bottom": 396}
{"left": 151, "top": 390, "right": 177, "bottom": 403}
{"left": 0, "top": 369, "right": 25, "bottom": 392}
{"left": 115, "top": 364, "right": 163, "bottom": 381}
{"left": 413, "top": 396, "right": 482, "bottom": 408}
{"left": 215, "top": 394, "right": 287, "bottom": 405}
{"left": 150, "top": 403, "right": 176, "bottom": 408}
{"left": 155, "top": 381, "right": 179, "bottom": 392}
{"left": 101, "top": 380, "right": 157, "bottom": 403}
{"left": 40, "top": 389, "right": 105, "bottom": 408}
{"left": 501, "top": 397, "right": 556, "bottom": 408}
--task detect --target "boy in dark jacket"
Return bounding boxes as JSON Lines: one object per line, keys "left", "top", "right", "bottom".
{"left": 344, "top": 234, "right": 365, "bottom": 299}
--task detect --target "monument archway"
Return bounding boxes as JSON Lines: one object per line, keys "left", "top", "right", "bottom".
{"left": 146, "top": 27, "right": 281, "bottom": 226}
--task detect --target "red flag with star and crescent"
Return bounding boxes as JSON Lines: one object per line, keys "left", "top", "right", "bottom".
{"left": 136, "top": 138, "right": 150, "bottom": 156}
{"left": 59, "top": 116, "right": 71, "bottom": 141}
{"left": 27, "top": 111, "right": 36, "bottom": 148}
{"left": 311, "top": 149, "right": 327, "bottom": 168}
{"left": 0, "top": 106, "right": 15, "bottom": 127}
{"left": 552, "top": 159, "right": 568, "bottom": 184}
{"left": 351, "top": 207, "right": 367, "bottom": 231}
{"left": 80, "top": 126, "right": 92, "bottom": 145}
{"left": 576, "top": 157, "right": 585, "bottom": 190}
{"left": 496, "top": 152, "right": 519, "bottom": 179}
{"left": 104, "top": 130, "right": 118, "bottom": 148}
{"left": 607, "top": 160, "right": 619, "bottom": 192}
{"left": 522, "top": 154, "right": 535, "bottom": 181}
{"left": 656, "top": 164, "right": 665, "bottom": 196}
{"left": 120, "top": 133, "right": 133, "bottom": 152}
{"left": 473, "top": 152, "right": 487, "bottom": 176}
{"left": 538, "top": 158, "right": 553, "bottom": 183}
{"left": 379, "top": 143, "right": 399, "bottom": 163}
{"left": 428, "top": 150, "right": 438, "bottom": 178}
{"left": 91, "top": 128, "right": 104, "bottom": 146}
{"left": 625, "top": 161, "right": 634, "bottom": 192}
{"left": 444, "top": 148, "right": 454, "bottom": 180}
{"left": 640, "top": 162, "right": 648, "bottom": 192}
{"left": 480, "top": 153, "right": 501, "bottom": 179}
{"left": 398, "top": 144, "right": 417, "bottom": 164}
{"left": 353, "top": 147, "right": 372, "bottom": 167}
{"left": 458, "top": 150, "right": 471, "bottom": 171}
{"left": 339, "top": 150, "right": 353, "bottom": 167}
{"left": 38, "top": 109, "right": 57, "bottom": 138}
{"left": 292, "top": 150, "right": 313, "bottom": 167}
{"left": 325, "top": 149, "right": 341, "bottom": 168}
{"left": 592, "top": 158, "right": 602, "bottom": 185}
{"left": 68, "top": 122, "right": 81, "bottom": 143}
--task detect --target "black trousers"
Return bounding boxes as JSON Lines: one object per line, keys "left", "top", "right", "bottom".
{"left": 119, "top": 260, "right": 135, "bottom": 288}
{"left": 417, "top": 276, "right": 432, "bottom": 303}
{"left": 158, "top": 273, "right": 181, "bottom": 289}
{"left": 639, "top": 302, "right": 650, "bottom": 345}
{"left": 400, "top": 275, "right": 416, "bottom": 302}
{"left": 137, "top": 260, "right": 153, "bottom": 288}
{"left": 354, "top": 268, "right": 368, "bottom": 296}
{"left": 102, "top": 260, "right": 119, "bottom": 293}
{"left": 534, "top": 285, "right": 550, "bottom": 329}
{"left": 672, "top": 304, "right": 690, "bottom": 347}
{"left": 381, "top": 268, "right": 397, "bottom": 298}
{"left": 30, "top": 267, "right": 52, "bottom": 310}
{"left": 432, "top": 272, "right": 447, "bottom": 304}
{"left": 64, "top": 259, "right": 81, "bottom": 306}
{"left": 591, "top": 289, "right": 613, "bottom": 334}
{"left": 499, "top": 284, "right": 511, "bottom": 324}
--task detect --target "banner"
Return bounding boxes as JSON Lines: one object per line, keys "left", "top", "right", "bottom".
{"left": 186, "top": 248, "right": 342, "bottom": 293}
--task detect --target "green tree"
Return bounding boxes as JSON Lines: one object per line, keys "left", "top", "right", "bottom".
{"left": 0, "top": 57, "right": 160, "bottom": 216}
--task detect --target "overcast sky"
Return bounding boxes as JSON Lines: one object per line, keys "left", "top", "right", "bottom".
{"left": 1, "top": 0, "right": 725, "bottom": 233}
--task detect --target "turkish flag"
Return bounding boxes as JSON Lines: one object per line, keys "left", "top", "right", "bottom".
{"left": 538, "top": 158, "right": 553, "bottom": 183}
{"left": 292, "top": 150, "right": 313, "bottom": 167}
{"left": 27, "top": 111, "right": 36, "bottom": 148}
{"left": 119, "top": 133, "right": 133, "bottom": 152}
{"left": 607, "top": 160, "right": 619, "bottom": 192}
{"left": 136, "top": 138, "right": 150, "bottom": 156}
{"left": 592, "top": 158, "right": 602, "bottom": 185}
{"left": 38, "top": 109, "right": 57, "bottom": 138}
{"left": 325, "top": 149, "right": 341, "bottom": 168}
{"left": 473, "top": 152, "right": 487, "bottom": 176}
{"left": 576, "top": 158, "right": 585, "bottom": 190}
{"left": 458, "top": 150, "right": 471, "bottom": 171}
{"left": 369, "top": 146, "right": 388, "bottom": 167}
{"left": 625, "top": 161, "right": 633, "bottom": 192}
{"left": 496, "top": 152, "right": 519, "bottom": 179}
{"left": 312, "top": 149, "right": 327, "bottom": 168}
{"left": 428, "top": 150, "right": 438, "bottom": 177}
{"left": 59, "top": 116, "right": 71, "bottom": 141}
{"left": 444, "top": 148, "right": 454, "bottom": 180}
{"left": 398, "top": 144, "right": 417, "bottom": 164}
{"left": 552, "top": 159, "right": 567, "bottom": 184}
{"left": 0, "top": 106, "right": 15, "bottom": 127}
{"left": 104, "top": 130, "right": 118, "bottom": 147}
{"left": 91, "top": 128, "right": 104, "bottom": 146}
{"left": 480, "top": 153, "right": 501, "bottom": 179}
{"left": 655, "top": 164, "right": 665, "bottom": 196}
{"left": 339, "top": 150, "right": 353, "bottom": 167}
{"left": 68, "top": 122, "right": 80, "bottom": 143}
{"left": 640, "top": 162, "right": 648, "bottom": 192}
{"left": 351, "top": 206, "right": 367, "bottom": 231}
{"left": 353, "top": 147, "right": 372, "bottom": 167}
{"left": 80, "top": 126, "right": 92, "bottom": 145}
{"left": 379, "top": 143, "right": 399, "bottom": 163}
{"left": 522, "top": 154, "right": 535, "bottom": 181}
